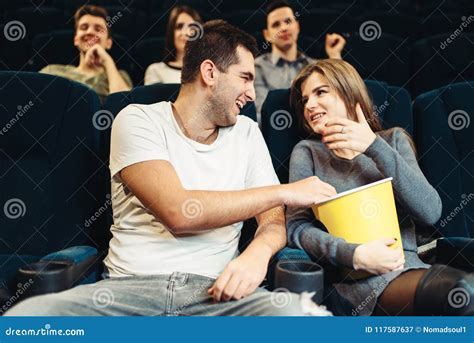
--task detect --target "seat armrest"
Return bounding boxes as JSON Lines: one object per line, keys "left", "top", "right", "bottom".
{"left": 16, "top": 246, "right": 100, "bottom": 298}
{"left": 435, "top": 237, "right": 474, "bottom": 272}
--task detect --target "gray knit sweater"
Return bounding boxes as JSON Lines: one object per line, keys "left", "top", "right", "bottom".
{"left": 286, "top": 128, "right": 442, "bottom": 315}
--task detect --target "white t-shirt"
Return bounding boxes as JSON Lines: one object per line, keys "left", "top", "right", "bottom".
{"left": 144, "top": 62, "right": 181, "bottom": 85}
{"left": 104, "top": 101, "right": 279, "bottom": 278}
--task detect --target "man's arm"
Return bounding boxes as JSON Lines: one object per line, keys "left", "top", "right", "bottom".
{"left": 88, "top": 44, "right": 131, "bottom": 93}
{"left": 208, "top": 206, "right": 286, "bottom": 302}
{"left": 103, "top": 57, "right": 132, "bottom": 93}
{"left": 120, "top": 160, "right": 336, "bottom": 235}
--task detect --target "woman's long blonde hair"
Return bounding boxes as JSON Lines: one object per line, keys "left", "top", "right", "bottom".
{"left": 290, "top": 59, "right": 383, "bottom": 136}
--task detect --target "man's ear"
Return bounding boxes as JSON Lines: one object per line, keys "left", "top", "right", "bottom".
{"left": 105, "top": 37, "right": 113, "bottom": 50}
{"left": 200, "top": 59, "right": 217, "bottom": 87}
{"left": 73, "top": 32, "right": 79, "bottom": 48}
{"left": 263, "top": 28, "right": 271, "bottom": 43}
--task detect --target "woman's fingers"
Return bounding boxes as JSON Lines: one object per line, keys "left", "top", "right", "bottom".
{"left": 320, "top": 125, "right": 348, "bottom": 136}
{"left": 322, "top": 133, "right": 348, "bottom": 143}
{"left": 324, "top": 117, "right": 354, "bottom": 127}
{"left": 355, "top": 103, "right": 367, "bottom": 124}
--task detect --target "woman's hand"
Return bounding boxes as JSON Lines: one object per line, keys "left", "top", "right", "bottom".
{"left": 319, "top": 103, "right": 377, "bottom": 153}
{"left": 353, "top": 238, "right": 405, "bottom": 275}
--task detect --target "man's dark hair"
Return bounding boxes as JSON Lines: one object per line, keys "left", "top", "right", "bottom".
{"left": 181, "top": 20, "right": 258, "bottom": 84}
{"left": 265, "top": 0, "right": 295, "bottom": 26}
{"left": 74, "top": 5, "right": 111, "bottom": 37}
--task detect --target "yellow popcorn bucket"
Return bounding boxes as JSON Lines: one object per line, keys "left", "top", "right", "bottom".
{"left": 312, "top": 178, "right": 403, "bottom": 279}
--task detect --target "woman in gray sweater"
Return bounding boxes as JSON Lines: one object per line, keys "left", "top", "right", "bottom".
{"left": 286, "top": 59, "right": 471, "bottom": 316}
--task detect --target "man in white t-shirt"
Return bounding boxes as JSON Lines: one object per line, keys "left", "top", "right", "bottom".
{"left": 6, "top": 20, "right": 335, "bottom": 316}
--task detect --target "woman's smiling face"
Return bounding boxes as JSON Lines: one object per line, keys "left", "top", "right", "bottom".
{"left": 301, "top": 72, "right": 349, "bottom": 134}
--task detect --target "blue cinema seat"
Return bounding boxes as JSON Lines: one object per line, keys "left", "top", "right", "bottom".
{"left": 413, "top": 82, "right": 474, "bottom": 271}
{"left": 411, "top": 33, "right": 474, "bottom": 96}
{"left": 0, "top": 72, "right": 109, "bottom": 306}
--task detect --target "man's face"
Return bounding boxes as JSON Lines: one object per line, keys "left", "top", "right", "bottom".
{"left": 210, "top": 46, "right": 256, "bottom": 127}
{"left": 74, "top": 14, "right": 112, "bottom": 53}
{"left": 264, "top": 7, "right": 300, "bottom": 52}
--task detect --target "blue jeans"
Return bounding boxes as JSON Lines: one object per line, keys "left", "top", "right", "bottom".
{"left": 5, "top": 273, "right": 307, "bottom": 316}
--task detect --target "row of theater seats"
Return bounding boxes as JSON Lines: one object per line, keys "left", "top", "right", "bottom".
{"left": 1, "top": 27, "right": 473, "bottom": 97}
{"left": 2, "top": 6, "right": 472, "bottom": 41}
{"left": 0, "top": 72, "right": 472, "bottom": 306}
{"left": 0, "top": 0, "right": 471, "bottom": 17}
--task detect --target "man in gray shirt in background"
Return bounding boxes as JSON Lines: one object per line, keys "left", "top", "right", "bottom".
{"left": 255, "top": 0, "right": 346, "bottom": 122}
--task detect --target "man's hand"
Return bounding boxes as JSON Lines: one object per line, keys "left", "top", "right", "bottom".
{"left": 325, "top": 33, "right": 346, "bottom": 59}
{"left": 84, "top": 44, "right": 113, "bottom": 68}
{"left": 208, "top": 249, "right": 269, "bottom": 302}
{"left": 282, "top": 176, "right": 337, "bottom": 207}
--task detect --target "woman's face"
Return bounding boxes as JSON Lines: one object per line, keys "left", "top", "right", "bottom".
{"left": 174, "top": 12, "right": 195, "bottom": 55}
{"left": 301, "top": 72, "right": 349, "bottom": 134}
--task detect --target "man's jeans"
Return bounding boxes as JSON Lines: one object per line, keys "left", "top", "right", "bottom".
{"left": 5, "top": 272, "right": 307, "bottom": 316}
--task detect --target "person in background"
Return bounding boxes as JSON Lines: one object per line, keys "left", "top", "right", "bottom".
{"left": 287, "top": 59, "right": 473, "bottom": 316}
{"left": 254, "top": 0, "right": 346, "bottom": 122}
{"left": 145, "top": 6, "right": 202, "bottom": 85}
{"left": 40, "top": 5, "right": 132, "bottom": 102}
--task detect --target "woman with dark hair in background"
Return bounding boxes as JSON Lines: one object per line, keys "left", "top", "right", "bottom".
{"left": 287, "top": 59, "right": 474, "bottom": 316}
{"left": 145, "top": 6, "right": 202, "bottom": 84}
